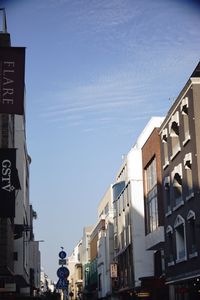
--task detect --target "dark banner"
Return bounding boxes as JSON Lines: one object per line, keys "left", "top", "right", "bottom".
{"left": 0, "top": 47, "right": 25, "bottom": 115}
{"left": 0, "top": 148, "right": 20, "bottom": 217}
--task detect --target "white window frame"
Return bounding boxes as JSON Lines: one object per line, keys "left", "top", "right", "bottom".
{"left": 161, "top": 128, "right": 169, "bottom": 168}
{"left": 184, "top": 153, "right": 194, "bottom": 200}
{"left": 187, "top": 210, "right": 195, "bottom": 221}
{"left": 181, "top": 97, "right": 191, "bottom": 145}
{"left": 164, "top": 176, "right": 171, "bottom": 216}
{"left": 172, "top": 164, "right": 184, "bottom": 210}
{"left": 174, "top": 215, "right": 187, "bottom": 263}
{"left": 187, "top": 210, "right": 197, "bottom": 258}
{"left": 166, "top": 226, "right": 174, "bottom": 265}
{"left": 169, "top": 111, "right": 181, "bottom": 159}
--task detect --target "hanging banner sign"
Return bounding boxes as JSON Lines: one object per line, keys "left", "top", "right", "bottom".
{"left": 0, "top": 148, "right": 20, "bottom": 217}
{"left": 0, "top": 47, "right": 25, "bottom": 115}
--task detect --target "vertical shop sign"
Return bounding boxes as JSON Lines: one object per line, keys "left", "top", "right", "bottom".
{"left": 0, "top": 47, "right": 25, "bottom": 115}
{"left": 0, "top": 148, "right": 20, "bottom": 217}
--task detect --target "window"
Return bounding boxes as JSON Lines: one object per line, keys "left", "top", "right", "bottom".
{"left": 184, "top": 153, "right": 193, "bottom": 199}
{"left": 146, "top": 187, "right": 158, "bottom": 233}
{"left": 166, "top": 226, "right": 174, "bottom": 264}
{"left": 145, "top": 158, "right": 158, "bottom": 233}
{"left": 124, "top": 186, "right": 128, "bottom": 207}
{"left": 98, "top": 274, "right": 102, "bottom": 291}
{"left": 127, "top": 182, "right": 131, "bottom": 207}
{"left": 114, "top": 234, "right": 118, "bottom": 250}
{"left": 104, "top": 203, "right": 109, "bottom": 215}
{"left": 172, "top": 164, "right": 183, "bottom": 208}
{"left": 146, "top": 157, "right": 157, "bottom": 191}
{"left": 117, "top": 164, "right": 126, "bottom": 181}
{"left": 13, "top": 252, "right": 18, "bottom": 261}
{"left": 120, "top": 231, "right": 124, "bottom": 249}
{"left": 77, "top": 265, "right": 82, "bottom": 279}
{"left": 187, "top": 210, "right": 197, "bottom": 256}
{"left": 181, "top": 97, "right": 190, "bottom": 144}
{"left": 169, "top": 111, "right": 180, "bottom": 158}
{"left": 122, "top": 191, "right": 125, "bottom": 212}
{"left": 161, "top": 128, "right": 169, "bottom": 167}
{"left": 118, "top": 191, "right": 125, "bottom": 215}
{"left": 117, "top": 195, "right": 121, "bottom": 216}
{"left": 125, "top": 224, "right": 131, "bottom": 245}
{"left": 174, "top": 215, "right": 186, "bottom": 262}
{"left": 125, "top": 213, "right": 131, "bottom": 245}
{"left": 164, "top": 176, "right": 171, "bottom": 214}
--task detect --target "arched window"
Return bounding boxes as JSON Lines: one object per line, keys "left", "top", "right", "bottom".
{"left": 166, "top": 225, "right": 174, "bottom": 264}
{"left": 187, "top": 210, "right": 197, "bottom": 256}
{"left": 172, "top": 164, "right": 183, "bottom": 208}
{"left": 174, "top": 215, "right": 186, "bottom": 262}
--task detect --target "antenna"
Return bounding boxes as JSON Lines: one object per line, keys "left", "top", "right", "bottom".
{"left": 0, "top": 8, "right": 7, "bottom": 33}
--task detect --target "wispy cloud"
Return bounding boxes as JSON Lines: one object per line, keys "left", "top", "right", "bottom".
{"left": 34, "top": 0, "right": 200, "bottom": 133}
{"left": 38, "top": 68, "right": 169, "bottom": 132}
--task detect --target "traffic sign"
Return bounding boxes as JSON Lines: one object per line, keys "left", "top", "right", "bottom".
{"left": 56, "top": 278, "right": 68, "bottom": 289}
{"left": 59, "top": 251, "right": 67, "bottom": 259}
{"left": 57, "top": 266, "right": 69, "bottom": 279}
{"left": 59, "top": 259, "right": 67, "bottom": 265}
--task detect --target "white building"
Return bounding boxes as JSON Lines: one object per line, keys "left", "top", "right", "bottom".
{"left": 97, "top": 185, "right": 114, "bottom": 300}
{"left": 113, "top": 117, "right": 164, "bottom": 298}
{"left": 68, "top": 240, "right": 83, "bottom": 299}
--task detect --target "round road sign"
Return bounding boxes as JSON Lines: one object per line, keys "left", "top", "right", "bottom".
{"left": 59, "top": 251, "right": 67, "bottom": 259}
{"left": 57, "top": 266, "right": 69, "bottom": 279}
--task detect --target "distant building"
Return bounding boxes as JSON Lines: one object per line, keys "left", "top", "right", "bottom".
{"left": 86, "top": 219, "right": 105, "bottom": 300}
{"left": 97, "top": 185, "right": 114, "bottom": 300}
{"left": 81, "top": 226, "right": 93, "bottom": 299}
{"left": 68, "top": 240, "right": 83, "bottom": 300}
{"left": 40, "top": 269, "right": 54, "bottom": 294}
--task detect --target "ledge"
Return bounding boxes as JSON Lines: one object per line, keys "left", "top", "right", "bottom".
{"left": 165, "top": 210, "right": 172, "bottom": 217}
{"left": 163, "top": 161, "right": 169, "bottom": 170}
{"left": 168, "top": 261, "right": 175, "bottom": 267}
{"left": 170, "top": 147, "right": 181, "bottom": 161}
{"left": 173, "top": 200, "right": 184, "bottom": 211}
{"left": 176, "top": 256, "right": 187, "bottom": 264}
{"left": 186, "top": 192, "right": 194, "bottom": 202}
{"left": 189, "top": 252, "right": 198, "bottom": 259}
{"left": 183, "top": 135, "right": 191, "bottom": 146}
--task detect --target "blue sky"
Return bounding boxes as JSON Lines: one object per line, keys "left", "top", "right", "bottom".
{"left": 2, "top": 0, "right": 200, "bottom": 281}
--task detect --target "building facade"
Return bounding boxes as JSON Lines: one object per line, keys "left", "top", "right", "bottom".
{"left": 67, "top": 62, "right": 200, "bottom": 300}
{"left": 160, "top": 63, "right": 200, "bottom": 300}
{"left": 0, "top": 11, "right": 40, "bottom": 297}
{"left": 112, "top": 117, "right": 164, "bottom": 299}
{"left": 68, "top": 240, "right": 83, "bottom": 300}
{"left": 97, "top": 186, "right": 115, "bottom": 300}
{"left": 142, "top": 125, "right": 168, "bottom": 300}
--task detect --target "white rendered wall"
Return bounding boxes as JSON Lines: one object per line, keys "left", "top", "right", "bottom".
{"left": 114, "top": 117, "right": 164, "bottom": 287}
{"left": 130, "top": 166, "right": 154, "bottom": 286}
